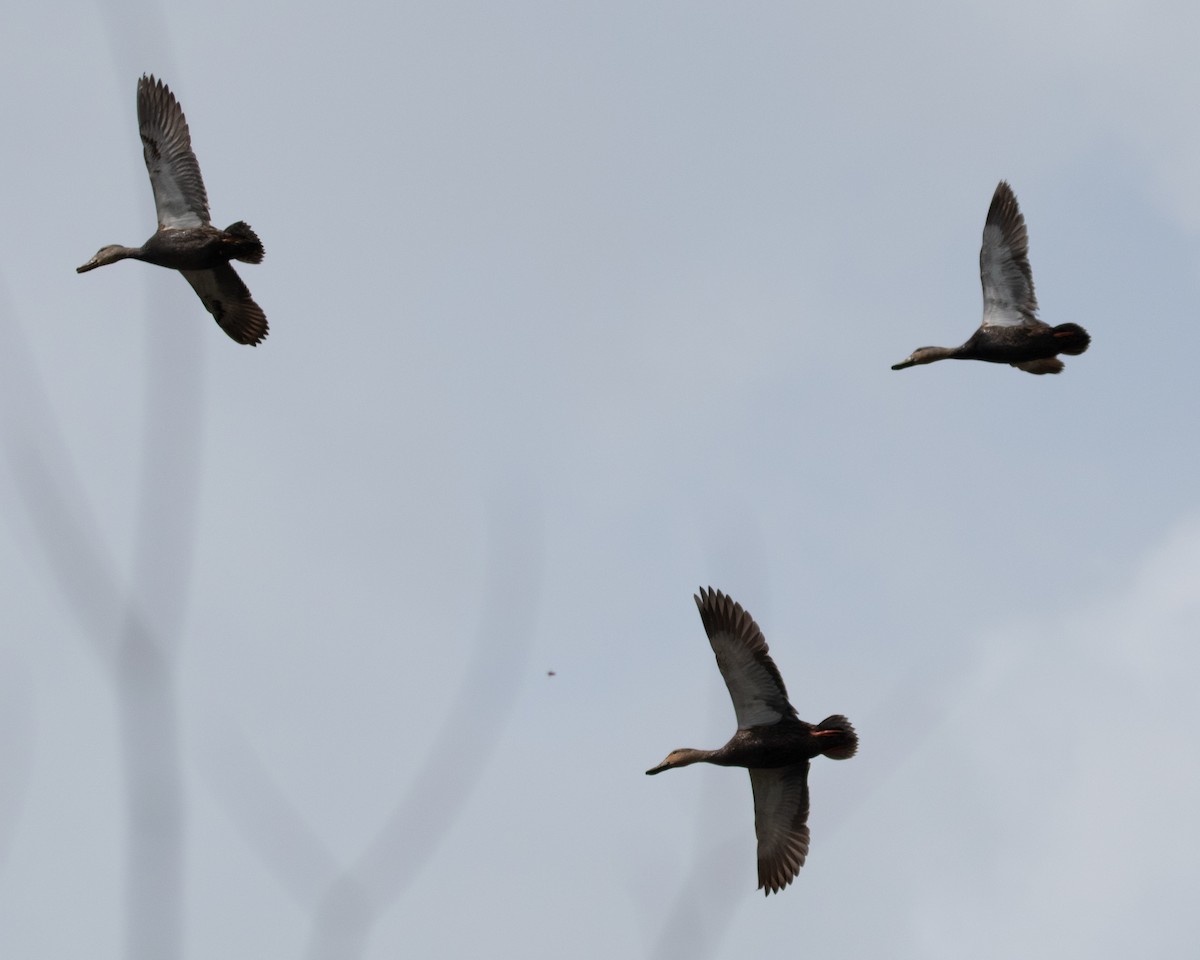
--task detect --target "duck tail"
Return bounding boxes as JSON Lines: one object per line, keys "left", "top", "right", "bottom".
{"left": 815, "top": 715, "right": 858, "bottom": 760}
{"left": 223, "top": 221, "right": 265, "bottom": 264}
{"left": 1051, "top": 323, "right": 1090, "bottom": 356}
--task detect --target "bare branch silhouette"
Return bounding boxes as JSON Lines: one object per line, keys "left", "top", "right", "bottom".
{"left": 62, "top": 7, "right": 195, "bottom": 953}
{"left": 0, "top": 70, "right": 200, "bottom": 947}
{"left": 194, "top": 485, "right": 543, "bottom": 959}
{"left": 297, "top": 487, "right": 543, "bottom": 957}
{"left": 197, "top": 719, "right": 343, "bottom": 910}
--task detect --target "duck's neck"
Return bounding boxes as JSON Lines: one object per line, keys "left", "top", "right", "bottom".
{"left": 911, "top": 345, "right": 963, "bottom": 365}
{"left": 673, "top": 747, "right": 728, "bottom": 767}
{"left": 103, "top": 245, "right": 144, "bottom": 265}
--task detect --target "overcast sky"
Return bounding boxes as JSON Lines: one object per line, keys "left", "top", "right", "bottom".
{"left": 2, "top": 2, "right": 1199, "bottom": 958}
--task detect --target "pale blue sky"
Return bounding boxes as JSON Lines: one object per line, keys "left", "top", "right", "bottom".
{"left": 2, "top": 2, "right": 1199, "bottom": 958}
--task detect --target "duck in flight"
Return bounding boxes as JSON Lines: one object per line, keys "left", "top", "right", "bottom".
{"left": 891, "top": 181, "right": 1088, "bottom": 374}
{"left": 77, "top": 75, "right": 267, "bottom": 345}
{"left": 646, "top": 587, "right": 857, "bottom": 895}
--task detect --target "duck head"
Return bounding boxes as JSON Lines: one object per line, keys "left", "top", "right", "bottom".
{"left": 77, "top": 245, "right": 136, "bottom": 273}
{"left": 645, "top": 748, "right": 707, "bottom": 775}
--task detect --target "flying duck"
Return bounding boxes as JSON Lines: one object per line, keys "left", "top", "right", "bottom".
{"left": 77, "top": 75, "right": 267, "bottom": 345}
{"left": 646, "top": 587, "right": 857, "bottom": 895}
{"left": 891, "top": 181, "right": 1088, "bottom": 374}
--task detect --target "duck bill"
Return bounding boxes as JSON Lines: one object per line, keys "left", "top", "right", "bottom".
{"left": 76, "top": 259, "right": 101, "bottom": 274}
{"left": 890, "top": 357, "right": 917, "bottom": 370}
{"left": 645, "top": 761, "right": 671, "bottom": 776}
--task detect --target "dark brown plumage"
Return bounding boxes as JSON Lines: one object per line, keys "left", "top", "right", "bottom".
{"left": 646, "top": 587, "right": 857, "bottom": 895}
{"left": 77, "top": 75, "right": 267, "bottom": 346}
{"left": 891, "top": 181, "right": 1088, "bottom": 374}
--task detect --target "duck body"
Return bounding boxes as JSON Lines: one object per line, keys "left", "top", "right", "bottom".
{"left": 78, "top": 221, "right": 263, "bottom": 273}
{"left": 896, "top": 319, "right": 1090, "bottom": 374}
{"left": 77, "top": 75, "right": 267, "bottom": 346}
{"left": 646, "top": 587, "right": 857, "bottom": 895}
{"left": 646, "top": 717, "right": 856, "bottom": 773}
{"left": 891, "top": 181, "right": 1089, "bottom": 375}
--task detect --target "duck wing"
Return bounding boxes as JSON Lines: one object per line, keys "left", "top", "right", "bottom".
{"left": 180, "top": 264, "right": 268, "bottom": 345}
{"left": 138, "top": 75, "right": 211, "bottom": 229}
{"left": 694, "top": 587, "right": 797, "bottom": 730}
{"left": 749, "top": 763, "right": 810, "bottom": 894}
{"left": 979, "top": 180, "right": 1038, "bottom": 329}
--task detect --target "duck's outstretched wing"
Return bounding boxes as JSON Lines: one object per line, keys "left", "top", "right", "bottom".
{"left": 138, "top": 75, "right": 210, "bottom": 229}
{"left": 694, "top": 587, "right": 797, "bottom": 730}
{"left": 979, "top": 180, "right": 1038, "bottom": 328}
{"left": 749, "top": 763, "right": 810, "bottom": 895}
{"left": 180, "top": 264, "right": 268, "bottom": 345}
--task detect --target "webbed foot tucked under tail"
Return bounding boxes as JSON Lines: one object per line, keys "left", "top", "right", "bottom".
{"left": 1013, "top": 357, "right": 1064, "bottom": 374}
{"left": 1051, "top": 323, "right": 1090, "bottom": 356}
{"left": 815, "top": 715, "right": 857, "bottom": 760}
{"left": 223, "top": 221, "right": 265, "bottom": 264}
